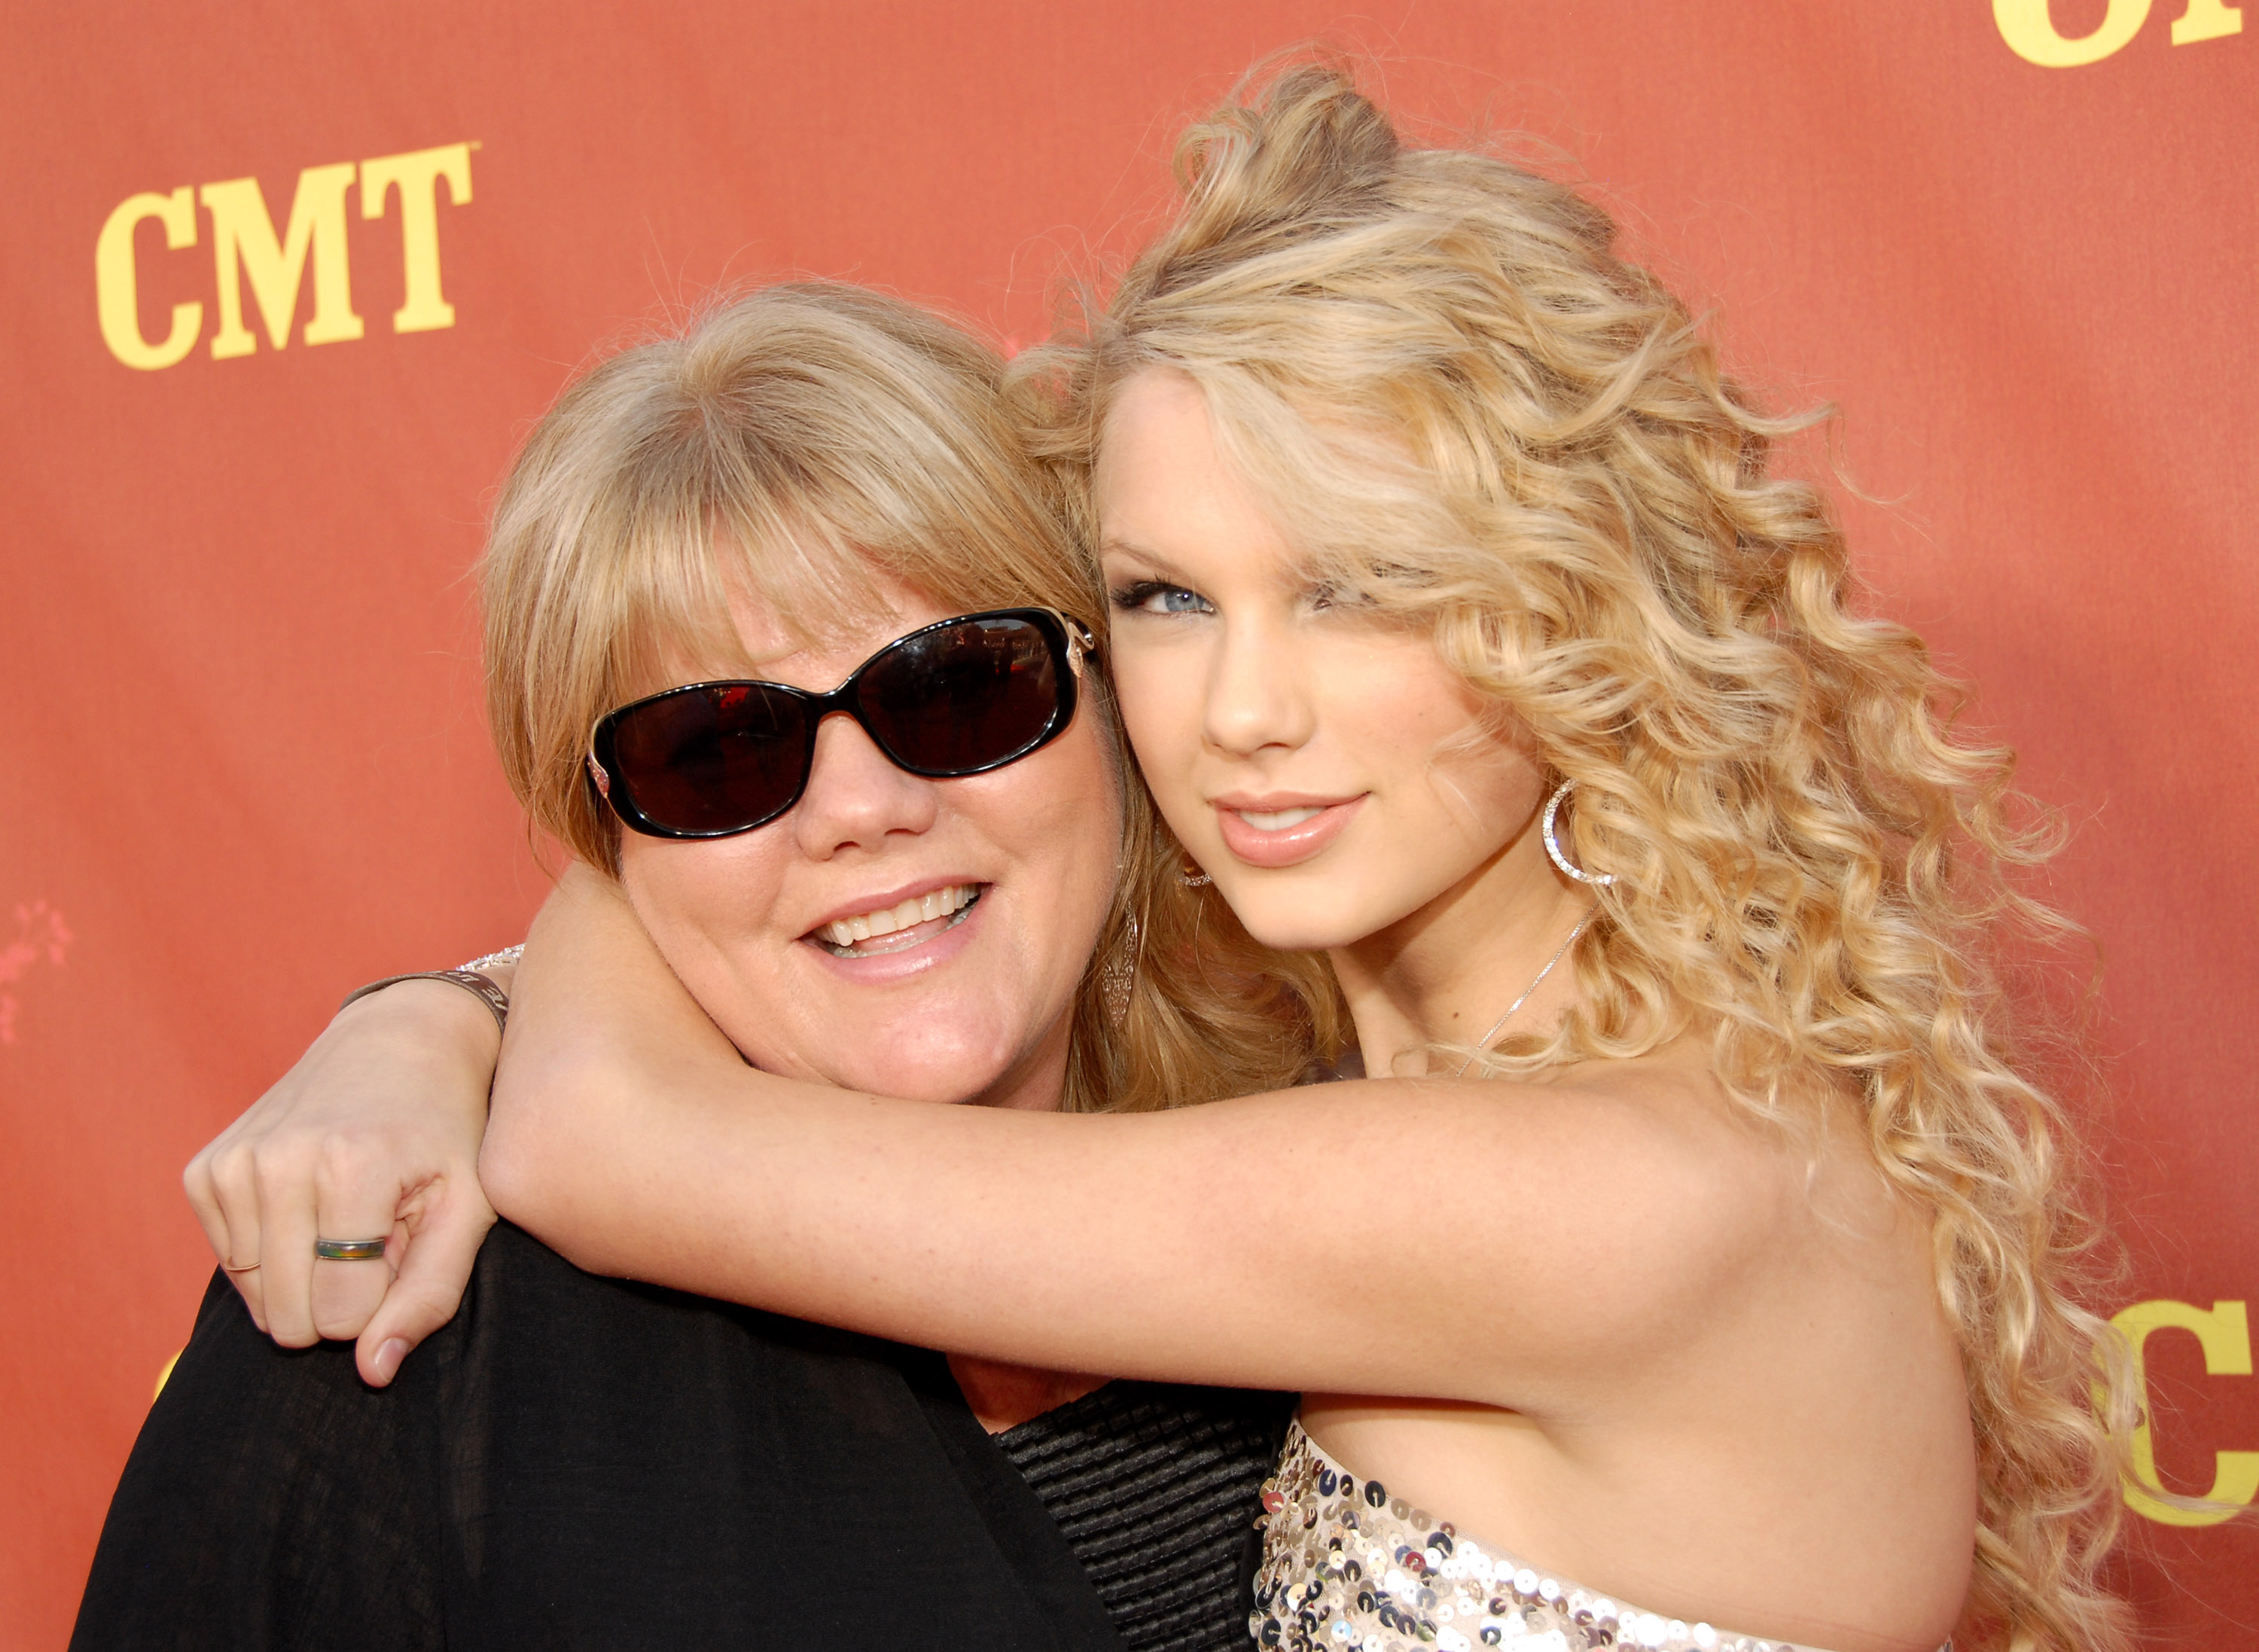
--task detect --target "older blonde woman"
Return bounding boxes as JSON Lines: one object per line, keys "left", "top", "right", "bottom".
{"left": 78, "top": 284, "right": 1329, "bottom": 1652}
{"left": 191, "top": 66, "right": 2133, "bottom": 1652}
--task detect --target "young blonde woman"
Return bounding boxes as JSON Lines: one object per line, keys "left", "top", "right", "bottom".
{"left": 197, "top": 66, "right": 2133, "bottom": 1652}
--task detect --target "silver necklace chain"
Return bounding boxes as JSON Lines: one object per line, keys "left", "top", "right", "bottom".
{"left": 1453, "top": 909, "right": 1594, "bottom": 1078}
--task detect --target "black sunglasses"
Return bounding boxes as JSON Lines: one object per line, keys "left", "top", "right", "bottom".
{"left": 587, "top": 608, "right": 1096, "bottom": 840}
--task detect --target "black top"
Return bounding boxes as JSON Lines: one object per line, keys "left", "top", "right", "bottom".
{"left": 72, "top": 1221, "right": 1289, "bottom": 1652}
{"left": 1001, "top": 1379, "right": 1295, "bottom": 1652}
{"left": 72, "top": 1222, "right": 1122, "bottom": 1652}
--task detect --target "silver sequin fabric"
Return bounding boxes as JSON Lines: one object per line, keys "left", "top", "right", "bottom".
{"left": 1249, "top": 1422, "right": 1850, "bottom": 1652}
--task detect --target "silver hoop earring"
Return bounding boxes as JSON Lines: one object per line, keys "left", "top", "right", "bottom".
{"left": 1178, "top": 861, "right": 1212, "bottom": 888}
{"left": 1541, "top": 781, "right": 1615, "bottom": 887}
{"left": 1100, "top": 910, "right": 1142, "bottom": 1026}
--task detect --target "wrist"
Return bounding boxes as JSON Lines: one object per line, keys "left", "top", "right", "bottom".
{"left": 459, "top": 943, "right": 523, "bottom": 996}
{"left": 336, "top": 975, "right": 505, "bottom": 1059}
{"left": 340, "top": 965, "right": 510, "bottom": 1038}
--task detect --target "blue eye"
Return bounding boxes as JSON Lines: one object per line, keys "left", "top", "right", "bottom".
{"left": 1111, "top": 581, "right": 1215, "bottom": 616}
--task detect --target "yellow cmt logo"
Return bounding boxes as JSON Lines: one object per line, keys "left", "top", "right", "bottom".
{"left": 96, "top": 142, "right": 474, "bottom": 371}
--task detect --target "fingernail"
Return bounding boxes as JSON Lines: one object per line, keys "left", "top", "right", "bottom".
{"left": 374, "top": 1338, "right": 410, "bottom": 1383}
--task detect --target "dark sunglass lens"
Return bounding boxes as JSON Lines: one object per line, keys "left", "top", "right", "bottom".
{"left": 610, "top": 685, "right": 809, "bottom": 833}
{"left": 860, "top": 617, "right": 1063, "bottom": 774}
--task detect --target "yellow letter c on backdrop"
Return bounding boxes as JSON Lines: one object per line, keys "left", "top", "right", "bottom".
{"left": 1997, "top": 0, "right": 2243, "bottom": 62}
{"left": 95, "top": 187, "right": 203, "bottom": 370}
{"left": 1995, "top": 0, "right": 2153, "bottom": 64}
{"left": 2112, "top": 1299, "right": 2259, "bottom": 1526}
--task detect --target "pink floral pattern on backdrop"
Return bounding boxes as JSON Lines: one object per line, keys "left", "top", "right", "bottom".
{"left": 0, "top": 901, "right": 72, "bottom": 1044}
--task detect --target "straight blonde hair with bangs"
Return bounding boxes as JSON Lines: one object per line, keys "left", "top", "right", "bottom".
{"left": 480, "top": 282, "right": 1342, "bottom": 1115}
{"left": 1009, "top": 62, "right": 2142, "bottom": 1652}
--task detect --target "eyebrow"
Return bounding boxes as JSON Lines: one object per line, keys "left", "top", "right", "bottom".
{"left": 1099, "top": 534, "right": 1328, "bottom": 600}
{"left": 1094, "top": 535, "right": 1191, "bottom": 582}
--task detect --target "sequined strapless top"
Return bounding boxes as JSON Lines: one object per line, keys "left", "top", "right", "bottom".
{"left": 1251, "top": 1422, "right": 1873, "bottom": 1652}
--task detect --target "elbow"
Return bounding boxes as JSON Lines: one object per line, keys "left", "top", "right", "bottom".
{"left": 474, "top": 1110, "right": 542, "bottom": 1233}
{"left": 479, "top": 1059, "right": 627, "bottom": 1274}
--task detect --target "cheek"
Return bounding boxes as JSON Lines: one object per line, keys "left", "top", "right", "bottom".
{"left": 1410, "top": 728, "right": 1537, "bottom": 854}
{"left": 1111, "top": 649, "right": 1200, "bottom": 789}
{"left": 1427, "top": 739, "right": 1538, "bottom": 843}
{"left": 1343, "top": 648, "right": 1532, "bottom": 828}
{"left": 1035, "top": 727, "right": 1124, "bottom": 877}
{"left": 978, "top": 727, "right": 1122, "bottom": 939}
{"left": 614, "top": 834, "right": 788, "bottom": 963}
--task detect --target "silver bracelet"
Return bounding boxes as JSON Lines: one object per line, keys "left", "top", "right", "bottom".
{"left": 460, "top": 943, "right": 524, "bottom": 974}
{"left": 338, "top": 965, "right": 511, "bottom": 1035}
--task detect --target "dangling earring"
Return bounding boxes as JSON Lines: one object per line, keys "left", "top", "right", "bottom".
{"left": 1100, "top": 910, "right": 1142, "bottom": 1026}
{"left": 1541, "top": 781, "right": 1615, "bottom": 887}
{"left": 1179, "top": 859, "right": 1212, "bottom": 888}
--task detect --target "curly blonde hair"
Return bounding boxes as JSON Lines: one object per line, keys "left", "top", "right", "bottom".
{"left": 480, "top": 282, "right": 1340, "bottom": 1116}
{"left": 1008, "top": 60, "right": 2138, "bottom": 1652}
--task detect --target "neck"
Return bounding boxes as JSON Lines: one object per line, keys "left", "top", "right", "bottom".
{"left": 1331, "top": 827, "right": 1592, "bottom": 1077}
{"left": 947, "top": 1353, "right": 1108, "bottom": 1433}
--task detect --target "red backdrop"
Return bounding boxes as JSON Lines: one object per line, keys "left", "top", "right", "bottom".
{"left": 4, "top": 3, "right": 2253, "bottom": 1645}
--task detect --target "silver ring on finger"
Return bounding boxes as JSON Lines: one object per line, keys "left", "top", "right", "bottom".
{"left": 312, "top": 1237, "right": 389, "bottom": 1262}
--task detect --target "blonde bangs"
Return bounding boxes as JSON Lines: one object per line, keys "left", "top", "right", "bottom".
{"left": 484, "top": 282, "right": 1110, "bottom": 873}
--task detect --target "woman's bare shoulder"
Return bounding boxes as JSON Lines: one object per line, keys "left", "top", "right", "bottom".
{"left": 1294, "top": 1051, "right": 1902, "bottom": 1382}
{"left": 1351, "top": 1042, "right": 1814, "bottom": 1218}
{"left": 1526, "top": 1053, "right": 1937, "bottom": 1349}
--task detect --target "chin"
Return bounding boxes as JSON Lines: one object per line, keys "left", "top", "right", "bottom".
{"left": 825, "top": 1020, "right": 1040, "bottom": 1107}
{"left": 819, "top": 1052, "right": 995, "bottom": 1106}
{"left": 1229, "top": 904, "right": 1366, "bottom": 954}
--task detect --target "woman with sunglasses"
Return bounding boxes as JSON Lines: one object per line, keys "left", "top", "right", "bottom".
{"left": 185, "top": 65, "right": 2136, "bottom": 1652}
{"left": 77, "top": 283, "right": 1332, "bottom": 1652}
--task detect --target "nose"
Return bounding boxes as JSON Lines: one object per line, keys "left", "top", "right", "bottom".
{"left": 791, "top": 712, "right": 940, "bottom": 858}
{"left": 1201, "top": 611, "right": 1316, "bottom": 759}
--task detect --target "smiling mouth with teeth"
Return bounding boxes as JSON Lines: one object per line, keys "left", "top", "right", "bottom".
{"left": 813, "top": 883, "right": 983, "bottom": 957}
{"left": 1233, "top": 805, "right": 1329, "bottom": 831}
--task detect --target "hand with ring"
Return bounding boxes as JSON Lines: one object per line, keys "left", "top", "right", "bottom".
{"left": 182, "top": 968, "right": 511, "bottom": 1385}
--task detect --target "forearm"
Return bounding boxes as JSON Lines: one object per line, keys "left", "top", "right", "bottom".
{"left": 487, "top": 1025, "right": 1193, "bottom": 1369}
{"left": 479, "top": 868, "right": 1736, "bottom": 1403}
{"left": 486, "top": 998, "right": 1523, "bottom": 1397}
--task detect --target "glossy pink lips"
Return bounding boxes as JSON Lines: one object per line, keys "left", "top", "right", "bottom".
{"left": 1212, "top": 796, "right": 1364, "bottom": 868}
